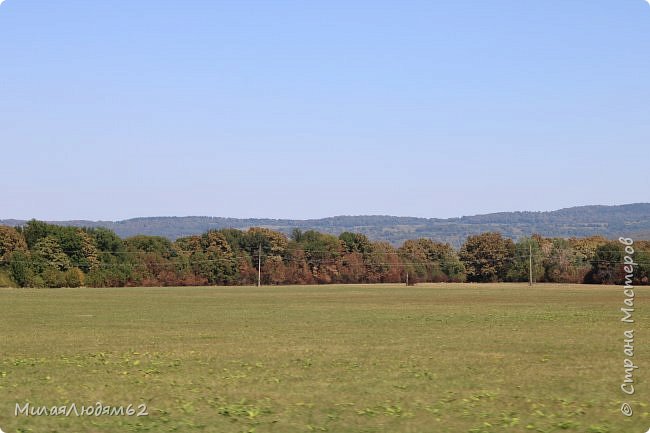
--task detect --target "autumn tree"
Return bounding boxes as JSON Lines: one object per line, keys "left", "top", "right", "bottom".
{"left": 76, "top": 230, "right": 100, "bottom": 272}
{"left": 170, "top": 235, "right": 206, "bottom": 285}
{"left": 459, "top": 232, "right": 514, "bottom": 282}
{"left": 338, "top": 250, "right": 366, "bottom": 283}
{"left": 569, "top": 236, "right": 609, "bottom": 263}
{"left": 0, "top": 226, "right": 27, "bottom": 262}
{"left": 399, "top": 238, "right": 465, "bottom": 283}
{"left": 339, "top": 232, "right": 372, "bottom": 283}
{"left": 367, "top": 241, "right": 402, "bottom": 283}
{"left": 633, "top": 240, "right": 650, "bottom": 285}
{"left": 296, "top": 230, "right": 342, "bottom": 283}
{"left": 542, "top": 238, "right": 585, "bottom": 283}
{"left": 284, "top": 242, "right": 312, "bottom": 284}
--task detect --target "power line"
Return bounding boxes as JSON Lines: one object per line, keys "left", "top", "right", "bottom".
{"left": 3, "top": 257, "right": 649, "bottom": 268}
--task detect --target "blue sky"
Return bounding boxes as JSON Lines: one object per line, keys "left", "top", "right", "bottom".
{"left": 1, "top": 0, "right": 648, "bottom": 220}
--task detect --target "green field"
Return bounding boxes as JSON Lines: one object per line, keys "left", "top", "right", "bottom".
{"left": 0, "top": 284, "right": 647, "bottom": 433}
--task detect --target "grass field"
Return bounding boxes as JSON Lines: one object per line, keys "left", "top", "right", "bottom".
{"left": 0, "top": 284, "right": 647, "bottom": 433}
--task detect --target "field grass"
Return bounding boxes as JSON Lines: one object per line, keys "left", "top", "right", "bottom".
{"left": 0, "top": 283, "right": 647, "bottom": 433}
{"left": 0, "top": 270, "right": 17, "bottom": 288}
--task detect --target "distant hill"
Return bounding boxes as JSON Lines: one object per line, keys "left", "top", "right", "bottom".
{"left": 3, "top": 203, "right": 650, "bottom": 247}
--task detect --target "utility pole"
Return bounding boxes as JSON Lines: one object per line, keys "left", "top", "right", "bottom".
{"left": 258, "top": 244, "right": 261, "bottom": 287}
{"left": 529, "top": 243, "right": 533, "bottom": 286}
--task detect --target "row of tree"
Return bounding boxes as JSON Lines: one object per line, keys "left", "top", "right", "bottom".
{"left": 0, "top": 221, "right": 648, "bottom": 288}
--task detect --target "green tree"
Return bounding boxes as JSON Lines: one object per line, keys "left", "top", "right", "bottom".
{"left": 339, "top": 232, "right": 373, "bottom": 254}
{"left": 8, "top": 251, "right": 35, "bottom": 287}
{"left": 633, "top": 240, "right": 650, "bottom": 285}
{"left": 22, "top": 219, "right": 52, "bottom": 249}
{"left": 243, "top": 228, "right": 288, "bottom": 258}
{"left": 290, "top": 228, "right": 304, "bottom": 243}
{"left": 587, "top": 242, "right": 624, "bottom": 284}
{"left": 175, "top": 231, "right": 238, "bottom": 285}
{"left": 218, "top": 229, "right": 247, "bottom": 253}
{"left": 125, "top": 235, "right": 175, "bottom": 257}
{"left": 506, "top": 237, "right": 544, "bottom": 282}
{"left": 84, "top": 228, "right": 133, "bottom": 286}
{"left": 91, "top": 227, "right": 125, "bottom": 254}
{"left": 33, "top": 236, "right": 71, "bottom": 271}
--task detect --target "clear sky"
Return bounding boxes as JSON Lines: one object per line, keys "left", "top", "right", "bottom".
{"left": 1, "top": 0, "right": 648, "bottom": 220}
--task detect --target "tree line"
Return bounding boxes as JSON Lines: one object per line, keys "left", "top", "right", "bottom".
{"left": 0, "top": 220, "right": 648, "bottom": 288}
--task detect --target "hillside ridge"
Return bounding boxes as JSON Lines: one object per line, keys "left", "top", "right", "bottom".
{"left": 3, "top": 203, "right": 649, "bottom": 247}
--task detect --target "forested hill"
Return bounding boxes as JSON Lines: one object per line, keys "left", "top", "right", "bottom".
{"left": 3, "top": 203, "right": 650, "bottom": 247}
